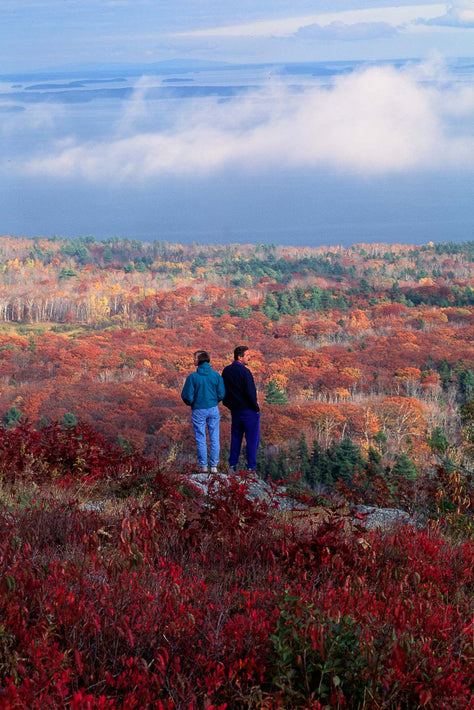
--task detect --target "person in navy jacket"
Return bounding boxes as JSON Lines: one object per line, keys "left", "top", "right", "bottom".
{"left": 181, "top": 350, "right": 225, "bottom": 473}
{"left": 222, "top": 345, "right": 260, "bottom": 473}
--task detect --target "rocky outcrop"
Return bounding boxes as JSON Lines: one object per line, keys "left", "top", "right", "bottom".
{"left": 187, "top": 473, "right": 416, "bottom": 528}
{"left": 187, "top": 471, "right": 299, "bottom": 510}
{"left": 81, "top": 474, "right": 416, "bottom": 528}
{"left": 354, "top": 505, "right": 414, "bottom": 530}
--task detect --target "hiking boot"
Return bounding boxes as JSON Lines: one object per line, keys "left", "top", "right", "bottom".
{"left": 210, "top": 466, "right": 218, "bottom": 474}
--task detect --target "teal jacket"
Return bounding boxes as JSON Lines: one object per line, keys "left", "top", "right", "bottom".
{"left": 181, "top": 362, "right": 225, "bottom": 410}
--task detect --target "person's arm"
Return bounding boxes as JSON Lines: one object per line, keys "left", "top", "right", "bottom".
{"left": 244, "top": 369, "right": 259, "bottom": 411}
{"left": 216, "top": 374, "right": 226, "bottom": 403}
{"left": 221, "top": 366, "right": 232, "bottom": 409}
{"left": 181, "top": 375, "right": 195, "bottom": 406}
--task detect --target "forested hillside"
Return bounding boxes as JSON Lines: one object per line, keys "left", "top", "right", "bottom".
{"left": 0, "top": 235, "right": 472, "bottom": 709}
{"left": 0, "top": 235, "right": 472, "bottom": 486}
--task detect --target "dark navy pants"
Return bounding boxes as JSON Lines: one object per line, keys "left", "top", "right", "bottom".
{"left": 229, "top": 409, "right": 260, "bottom": 470}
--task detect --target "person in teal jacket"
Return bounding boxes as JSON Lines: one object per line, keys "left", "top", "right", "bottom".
{"left": 181, "top": 350, "right": 225, "bottom": 473}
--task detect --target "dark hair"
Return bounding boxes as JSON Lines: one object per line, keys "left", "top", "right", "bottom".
{"left": 195, "top": 350, "right": 210, "bottom": 365}
{"left": 234, "top": 345, "right": 249, "bottom": 360}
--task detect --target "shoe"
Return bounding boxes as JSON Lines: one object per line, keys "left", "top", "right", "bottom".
{"left": 229, "top": 465, "right": 238, "bottom": 473}
{"left": 199, "top": 466, "right": 208, "bottom": 473}
{"left": 210, "top": 466, "right": 218, "bottom": 474}
{"left": 246, "top": 468, "right": 256, "bottom": 474}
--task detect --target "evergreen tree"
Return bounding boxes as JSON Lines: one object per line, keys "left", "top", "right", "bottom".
{"left": 374, "top": 430, "right": 388, "bottom": 455}
{"left": 256, "top": 439, "right": 272, "bottom": 477}
{"left": 359, "top": 447, "right": 385, "bottom": 497}
{"left": 392, "top": 453, "right": 418, "bottom": 480}
{"left": 279, "top": 293, "right": 292, "bottom": 315}
{"left": 309, "top": 286, "right": 323, "bottom": 310}
{"left": 62, "top": 412, "right": 77, "bottom": 428}
{"left": 309, "top": 440, "right": 334, "bottom": 487}
{"left": 261, "top": 294, "right": 279, "bottom": 320}
{"left": 4, "top": 406, "right": 21, "bottom": 427}
{"left": 460, "top": 399, "right": 474, "bottom": 462}
{"left": 437, "top": 358, "right": 452, "bottom": 389}
{"left": 103, "top": 245, "right": 114, "bottom": 263}
{"left": 265, "top": 380, "right": 289, "bottom": 405}
{"left": 287, "top": 291, "right": 301, "bottom": 314}
{"left": 329, "top": 438, "right": 364, "bottom": 483}
{"left": 266, "top": 457, "right": 279, "bottom": 481}
{"left": 422, "top": 353, "right": 435, "bottom": 373}
{"left": 458, "top": 369, "right": 474, "bottom": 403}
{"left": 268, "top": 449, "right": 289, "bottom": 482}
{"left": 428, "top": 426, "right": 449, "bottom": 455}
{"left": 295, "top": 433, "right": 311, "bottom": 483}
{"left": 367, "top": 446, "right": 382, "bottom": 468}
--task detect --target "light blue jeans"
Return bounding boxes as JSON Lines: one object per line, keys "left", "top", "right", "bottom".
{"left": 191, "top": 406, "right": 220, "bottom": 468}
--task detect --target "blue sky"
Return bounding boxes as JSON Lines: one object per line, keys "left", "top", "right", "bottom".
{"left": 1, "top": 0, "right": 474, "bottom": 72}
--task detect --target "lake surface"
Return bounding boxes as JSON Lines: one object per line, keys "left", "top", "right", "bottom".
{"left": 0, "top": 58, "right": 473, "bottom": 246}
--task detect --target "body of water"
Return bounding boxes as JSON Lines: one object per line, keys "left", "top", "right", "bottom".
{"left": 0, "top": 58, "right": 473, "bottom": 246}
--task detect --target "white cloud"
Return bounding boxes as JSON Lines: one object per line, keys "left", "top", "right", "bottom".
{"left": 295, "top": 20, "right": 398, "bottom": 41}
{"left": 19, "top": 63, "right": 474, "bottom": 182}
{"left": 0, "top": 100, "right": 59, "bottom": 131}
{"left": 114, "top": 75, "right": 157, "bottom": 136}
{"left": 420, "top": 0, "right": 474, "bottom": 26}
{"left": 176, "top": 4, "right": 446, "bottom": 37}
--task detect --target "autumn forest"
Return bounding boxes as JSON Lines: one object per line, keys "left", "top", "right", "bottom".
{"left": 0, "top": 235, "right": 472, "bottom": 480}
{"left": 0, "top": 234, "right": 472, "bottom": 709}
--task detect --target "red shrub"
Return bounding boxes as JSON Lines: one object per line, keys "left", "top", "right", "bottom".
{"left": 0, "top": 424, "right": 472, "bottom": 708}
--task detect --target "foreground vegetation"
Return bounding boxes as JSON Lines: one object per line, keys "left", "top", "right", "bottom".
{"left": 0, "top": 236, "right": 472, "bottom": 707}
{"left": 0, "top": 422, "right": 472, "bottom": 709}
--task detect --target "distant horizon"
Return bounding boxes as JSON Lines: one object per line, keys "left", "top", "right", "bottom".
{"left": 2, "top": 54, "right": 472, "bottom": 80}
{"left": 2, "top": 228, "right": 472, "bottom": 251}
{"left": 1, "top": 2, "right": 473, "bottom": 248}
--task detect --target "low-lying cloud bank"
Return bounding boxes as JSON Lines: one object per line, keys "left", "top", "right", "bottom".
{"left": 422, "top": 0, "right": 474, "bottom": 27}
{"left": 18, "top": 62, "right": 474, "bottom": 183}
{"left": 295, "top": 21, "right": 398, "bottom": 41}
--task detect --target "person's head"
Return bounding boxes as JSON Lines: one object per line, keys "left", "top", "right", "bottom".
{"left": 194, "top": 350, "right": 210, "bottom": 366}
{"left": 234, "top": 345, "right": 251, "bottom": 364}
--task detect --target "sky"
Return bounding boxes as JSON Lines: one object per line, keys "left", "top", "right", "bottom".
{"left": 0, "top": 1, "right": 473, "bottom": 246}
{"left": 1, "top": 0, "right": 474, "bottom": 71}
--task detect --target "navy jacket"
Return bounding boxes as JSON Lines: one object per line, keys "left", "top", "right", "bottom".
{"left": 181, "top": 362, "right": 225, "bottom": 410}
{"left": 222, "top": 360, "right": 259, "bottom": 412}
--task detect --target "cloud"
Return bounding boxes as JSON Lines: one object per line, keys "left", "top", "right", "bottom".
{"left": 174, "top": 4, "right": 448, "bottom": 38}
{"left": 114, "top": 75, "right": 158, "bottom": 136}
{"left": 18, "top": 63, "right": 474, "bottom": 182}
{"left": 295, "top": 20, "right": 398, "bottom": 41}
{"left": 0, "top": 102, "right": 67, "bottom": 162}
{"left": 419, "top": 0, "right": 474, "bottom": 26}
